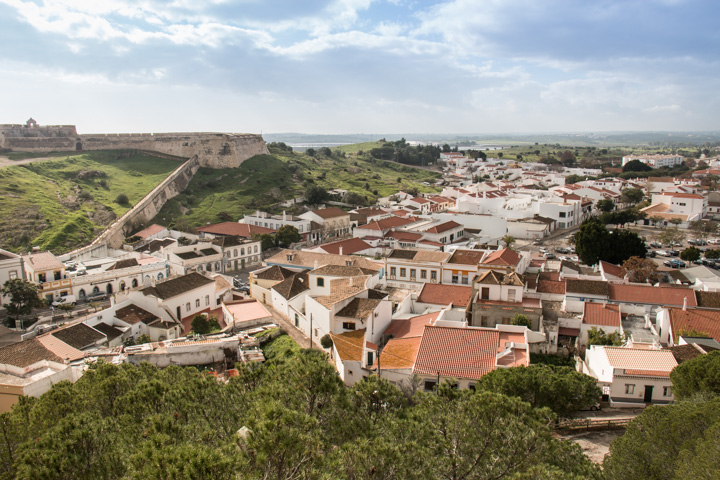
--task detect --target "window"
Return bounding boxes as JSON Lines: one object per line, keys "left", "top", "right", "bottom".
{"left": 367, "top": 352, "right": 374, "bottom": 366}
{"left": 507, "top": 289, "right": 516, "bottom": 302}
{"left": 559, "top": 212, "right": 566, "bottom": 218}
{"left": 342, "top": 322, "right": 356, "bottom": 330}
{"left": 431, "top": 271, "right": 437, "bottom": 280}
{"left": 410, "top": 269, "right": 416, "bottom": 278}
{"left": 205, "top": 295, "right": 210, "bottom": 306}
{"left": 234, "top": 249, "right": 238, "bottom": 257}
{"left": 317, "top": 277, "right": 325, "bottom": 287}
{"left": 8, "top": 270, "right": 17, "bottom": 280}
{"left": 157, "top": 273, "right": 164, "bottom": 280}
{"left": 254, "top": 246, "right": 259, "bottom": 253}
{"left": 38, "top": 273, "right": 46, "bottom": 283}
{"left": 663, "top": 386, "right": 672, "bottom": 397}
{"left": 400, "top": 268, "right": 406, "bottom": 277}
{"left": 186, "top": 302, "right": 191, "bottom": 312}
{"left": 195, "top": 299, "right": 200, "bottom": 308}
{"left": 132, "top": 279, "right": 138, "bottom": 288}
{"left": 294, "top": 314, "right": 299, "bottom": 327}
{"left": 424, "top": 380, "right": 437, "bottom": 392}
{"left": 119, "top": 281, "right": 126, "bottom": 291}
{"left": 452, "top": 274, "right": 459, "bottom": 284}
{"left": 625, "top": 384, "right": 635, "bottom": 395}
{"left": 390, "top": 267, "right": 396, "bottom": 276}
{"left": 314, "top": 328, "right": 319, "bottom": 337}
{"left": 420, "top": 270, "right": 427, "bottom": 279}
{"left": 461, "top": 274, "right": 469, "bottom": 285}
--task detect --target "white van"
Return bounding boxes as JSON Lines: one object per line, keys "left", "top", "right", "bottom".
{"left": 52, "top": 295, "right": 77, "bottom": 307}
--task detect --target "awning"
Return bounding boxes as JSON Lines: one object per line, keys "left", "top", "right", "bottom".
{"left": 558, "top": 327, "right": 580, "bottom": 337}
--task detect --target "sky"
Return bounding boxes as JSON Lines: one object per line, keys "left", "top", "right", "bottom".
{"left": 1, "top": 0, "right": 719, "bottom": 135}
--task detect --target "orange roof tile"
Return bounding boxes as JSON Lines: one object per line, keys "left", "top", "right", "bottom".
{"left": 600, "top": 261, "right": 624, "bottom": 278}
{"left": 383, "top": 311, "right": 440, "bottom": 339}
{"left": 583, "top": 303, "right": 621, "bottom": 327}
{"left": 414, "top": 326, "right": 499, "bottom": 379}
{"left": 608, "top": 284, "right": 696, "bottom": 307}
{"left": 417, "top": 284, "right": 473, "bottom": 308}
{"left": 603, "top": 347, "right": 677, "bottom": 373}
{"left": 317, "top": 238, "right": 372, "bottom": 255}
{"left": 424, "top": 221, "right": 462, "bottom": 234}
{"left": 667, "top": 307, "right": 720, "bottom": 342}
{"left": 482, "top": 248, "right": 521, "bottom": 266}
{"left": 198, "top": 222, "right": 274, "bottom": 237}
{"left": 376, "top": 337, "right": 422, "bottom": 370}
{"left": 331, "top": 329, "right": 366, "bottom": 362}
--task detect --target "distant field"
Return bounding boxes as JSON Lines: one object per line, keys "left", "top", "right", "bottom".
{"left": 0, "top": 151, "right": 180, "bottom": 254}
{"left": 153, "top": 148, "right": 441, "bottom": 228}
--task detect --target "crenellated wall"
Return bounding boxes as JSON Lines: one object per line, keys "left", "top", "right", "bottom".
{"left": 0, "top": 124, "right": 269, "bottom": 169}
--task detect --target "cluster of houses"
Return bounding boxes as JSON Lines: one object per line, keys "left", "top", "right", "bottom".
{"left": 2, "top": 151, "right": 720, "bottom": 413}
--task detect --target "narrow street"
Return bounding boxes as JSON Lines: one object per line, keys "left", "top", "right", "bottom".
{"left": 265, "top": 303, "right": 322, "bottom": 351}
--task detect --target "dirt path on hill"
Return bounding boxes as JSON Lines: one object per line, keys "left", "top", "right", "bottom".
{"left": 0, "top": 155, "right": 64, "bottom": 168}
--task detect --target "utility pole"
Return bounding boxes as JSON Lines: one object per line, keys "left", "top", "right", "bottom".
{"left": 436, "top": 371, "right": 440, "bottom": 394}
{"left": 309, "top": 313, "right": 313, "bottom": 349}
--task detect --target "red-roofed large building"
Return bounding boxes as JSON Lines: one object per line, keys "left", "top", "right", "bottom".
{"left": 306, "top": 237, "right": 373, "bottom": 256}
{"left": 416, "top": 283, "right": 473, "bottom": 311}
{"left": 478, "top": 248, "right": 529, "bottom": 275}
{"left": 353, "top": 216, "right": 420, "bottom": 238}
{"left": 471, "top": 270, "right": 541, "bottom": 330}
{"left": 584, "top": 345, "right": 678, "bottom": 407}
{"left": 642, "top": 191, "right": 707, "bottom": 223}
{"left": 300, "top": 207, "right": 352, "bottom": 242}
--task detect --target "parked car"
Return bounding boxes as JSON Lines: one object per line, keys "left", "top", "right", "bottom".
{"left": 85, "top": 291, "right": 108, "bottom": 302}
{"left": 650, "top": 242, "right": 663, "bottom": 248}
{"left": 52, "top": 295, "right": 77, "bottom": 307}
{"left": 543, "top": 252, "right": 556, "bottom": 259}
{"left": 656, "top": 250, "right": 670, "bottom": 257}
{"left": 670, "top": 250, "right": 680, "bottom": 257}
{"left": 664, "top": 259, "right": 686, "bottom": 268}
{"left": 646, "top": 250, "right": 656, "bottom": 258}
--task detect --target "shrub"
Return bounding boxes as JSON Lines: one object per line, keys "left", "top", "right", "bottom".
{"left": 115, "top": 193, "right": 129, "bottom": 205}
{"left": 320, "top": 334, "right": 333, "bottom": 349}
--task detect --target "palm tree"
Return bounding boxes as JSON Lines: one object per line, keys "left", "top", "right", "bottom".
{"left": 501, "top": 235, "right": 516, "bottom": 250}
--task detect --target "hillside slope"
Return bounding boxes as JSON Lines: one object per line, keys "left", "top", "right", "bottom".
{"left": 152, "top": 147, "right": 441, "bottom": 228}
{"left": 0, "top": 151, "right": 181, "bottom": 254}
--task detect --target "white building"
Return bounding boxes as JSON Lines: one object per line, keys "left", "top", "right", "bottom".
{"left": 0, "top": 249, "right": 24, "bottom": 308}
{"left": 622, "top": 154, "right": 684, "bottom": 169}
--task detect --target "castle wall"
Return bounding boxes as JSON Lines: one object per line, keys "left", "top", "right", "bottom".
{"left": 0, "top": 124, "right": 269, "bottom": 169}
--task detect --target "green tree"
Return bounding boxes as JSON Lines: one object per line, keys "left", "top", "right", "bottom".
{"left": 574, "top": 217, "right": 612, "bottom": 265}
{"left": 216, "top": 211, "right": 233, "bottom": 222}
{"left": 659, "top": 226, "right": 686, "bottom": 245}
{"left": 476, "top": 365, "right": 601, "bottom": 416}
{"left": 136, "top": 334, "right": 151, "bottom": 344}
{"left": 620, "top": 187, "right": 645, "bottom": 204}
{"left": 606, "top": 229, "right": 647, "bottom": 264}
{"left": 501, "top": 234, "right": 516, "bottom": 249}
{"left": 604, "top": 398, "right": 720, "bottom": 480}
{"left": 512, "top": 314, "right": 532, "bottom": 328}
{"left": 58, "top": 303, "right": 75, "bottom": 317}
{"left": 259, "top": 233, "right": 275, "bottom": 251}
{"left": 0, "top": 278, "right": 43, "bottom": 323}
{"left": 596, "top": 199, "right": 615, "bottom": 212}
{"left": 191, "top": 314, "right": 210, "bottom": 334}
{"left": 622, "top": 159, "right": 653, "bottom": 172}
{"left": 689, "top": 220, "right": 718, "bottom": 240}
{"left": 115, "top": 193, "right": 130, "bottom": 205}
{"left": 669, "top": 351, "right": 720, "bottom": 401}
{"left": 587, "top": 327, "right": 626, "bottom": 346}
{"left": 275, "top": 225, "right": 301, "bottom": 247}
{"left": 681, "top": 246, "right": 702, "bottom": 262}
{"left": 305, "top": 185, "right": 329, "bottom": 205}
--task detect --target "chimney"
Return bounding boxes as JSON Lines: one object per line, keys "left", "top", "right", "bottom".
{"left": 683, "top": 297, "right": 687, "bottom": 311}
{"left": 339, "top": 246, "right": 343, "bottom": 256}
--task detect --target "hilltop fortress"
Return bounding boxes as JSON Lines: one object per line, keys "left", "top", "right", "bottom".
{"left": 0, "top": 118, "right": 269, "bottom": 169}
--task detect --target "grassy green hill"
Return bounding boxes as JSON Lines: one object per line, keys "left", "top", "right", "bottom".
{"left": 152, "top": 146, "right": 441, "bottom": 228}
{"left": 0, "top": 151, "right": 181, "bottom": 254}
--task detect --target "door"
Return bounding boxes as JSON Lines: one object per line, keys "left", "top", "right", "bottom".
{"left": 481, "top": 287, "right": 490, "bottom": 300}
{"left": 644, "top": 385, "right": 654, "bottom": 403}
{"left": 176, "top": 306, "right": 181, "bottom": 321}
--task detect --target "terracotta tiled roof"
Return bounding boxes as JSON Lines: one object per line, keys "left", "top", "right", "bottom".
{"left": 115, "top": 304, "right": 160, "bottom": 325}
{"left": 417, "top": 283, "right": 473, "bottom": 308}
{"left": 383, "top": 311, "right": 440, "bottom": 339}
{"left": 272, "top": 272, "right": 310, "bottom": 300}
{"left": 376, "top": 337, "right": 422, "bottom": 370}
{"left": 0, "top": 338, "right": 63, "bottom": 368}
{"left": 336, "top": 298, "right": 382, "bottom": 319}
{"left": 600, "top": 261, "right": 624, "bottom": 278}
{"left": 133, "top": 224, "right": 167, "bottom": 239}
{"left": 424, "top": 221, "right": 462, "bottom": 234}
{"left": 482, "top": 248, "right": 520, "bottom": 266}
{"left": 331, "top": 329, "right": 366, "bottom": 362}
{"left": 609, "top": 284, "right": 696, "bottom": 307}
{"left": 583, "top": 303, "right": 621, "bottom": 327}
{"left": 254, "top": 265, "right": 297, "bottom": 281}
{"left": 315, "top": 276, "right": 369, "bottom": 308}
{"left": 310, "top": 264, "right": 377, "bottom": 277}
{"left": 695, "top": 291, "right": 720, "bottom": 309}
{"left": 409, "top": 197, "right": 431, "bottom": 204}
{"left": 537, "top": 280, "right": 566, "bottom": 295}
{"left": 658, "top": 192, "right": 704, "bottom": 199}
{"left": 474, "top": 270, "right": 524, "bottom": 286}
{"left": 603, "top": 347, "right": 677, "bottom": 373}
{"left": 359, "top": 216, "right": 419, "bottom": 231}
{"left": 108, "top": 258, "right": 139, "bottom": 270}
{"left": 385, "top": 231, "right": 423, "bottom": 242}
{"left": 197, "top": 222, "right": 274, "bottom": 237}
{"left": 317, "top": 238, "right": 372, "bottom": 255}
{"left": 414, "top": 326, "right": 499, "bottom": 379}
{"left": 448, "top": 249, "right": 486, "bottom": 265}
{"left": 666, "top": 343, "right": 707, "bottom": 364}
{"left": 310, "top": 207, "right": 348, "bottom": 219}
{"left": 667, "top": 307, "right": 720, "bottom": 342}
{"left": 51, "top": 323, "right": 106, "bottom": 350}
{"left": 141, "top": 272, "right": 214, "bottom": 300}
{"left": 22, "top": 251, "right": 64, "bottom": 272}
{"left": 565, "top": 279, "right": 610, "bottom": 296}
{"left": 264, "top": 249, "right": 381, "bottom": 270}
